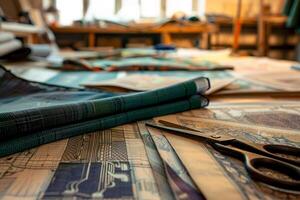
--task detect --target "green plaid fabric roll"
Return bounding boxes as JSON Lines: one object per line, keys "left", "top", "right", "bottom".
{"left": 0, "top": 65, "right": 210, "bottom": 157}
{"left": 0, "top": 95, "right": 208, "bottom": 157}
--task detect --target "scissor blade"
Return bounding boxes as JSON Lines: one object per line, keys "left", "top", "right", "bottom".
{"left": 145, "top": 122, "right": 233, "bottom": 143}
{"left": 158, "top": 120, "right": 204, "bottom": 133}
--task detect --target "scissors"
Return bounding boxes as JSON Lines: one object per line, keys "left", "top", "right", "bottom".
{"left": 145, "top": 120, "right": 300, "bottom": 191}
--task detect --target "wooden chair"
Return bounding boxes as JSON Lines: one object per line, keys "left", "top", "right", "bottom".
{"left": 257, "top": 0, "right": 299, "bottom": 57}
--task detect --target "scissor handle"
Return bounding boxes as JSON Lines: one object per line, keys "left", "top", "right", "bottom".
{"left": 231, "top": 139, "right": 300, "bottom": 167}
{"left": 261, "top": 144, "right": 300, "bottom": 167}
{"left": 245, "top": 154, "right": 300, "bottom": 191}
{"left": 211, "top": 143, "right": 300, "bottom": 191}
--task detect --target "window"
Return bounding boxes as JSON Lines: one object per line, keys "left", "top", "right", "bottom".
{"left": 56, "top": 0, "right": 83, "bottom": 25}
{"left": 198, "top": 0, "right": 206, "bottom": 17}
{"left": 117, "top": 0, "right": 140, "bottom": 21}
{"left": 166, "top": 0, "right": 193, "bottom": 17}
{"left": 140, "top": 0, "right": 161, "bottom": 18}
{"left": 51, "top": 0, "right": 206, "bottom": 25}
{"left": 85, "top": 0, "right": 116, "bottom": 20}
{"left": 117, "top": 0, "right": 161, "bottom": 20}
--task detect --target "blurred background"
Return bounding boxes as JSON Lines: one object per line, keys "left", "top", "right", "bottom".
{"left": 0, "top": 0, "right": 299, "bottom": 60}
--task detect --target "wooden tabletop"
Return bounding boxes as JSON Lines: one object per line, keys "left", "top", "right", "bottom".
{"left": 51, "top": 22, "right": 219, "bottom": 34}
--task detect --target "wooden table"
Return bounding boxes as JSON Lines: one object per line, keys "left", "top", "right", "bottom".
{"left": 213, "top": 16, "right": 295, "bottom": 57}
{"left": 51, "top": 22, "right": 219, "bottom": 49}
{"left": 258, "top": 15, "right": 289, "bottom": 56}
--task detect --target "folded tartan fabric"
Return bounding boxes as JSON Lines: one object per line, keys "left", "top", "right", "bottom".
{"left": 0, "top": 95, "right": 208, "bottom": 157}
{"left": 0, "top": 65, "right": 210, "bottom": 157}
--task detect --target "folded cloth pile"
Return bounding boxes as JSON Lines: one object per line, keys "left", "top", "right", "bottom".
{"left": 0, "top": 66, "right": 210, "bottom": 157}
{"left": 0, "top": 32, "right": 31, "bottom": 60}
{"left": 0, "top": 32, "right": 21, "bottom": 56}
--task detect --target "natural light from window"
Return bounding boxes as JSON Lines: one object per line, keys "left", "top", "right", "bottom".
{"left": 117, "top": 0, "right": 140, "bottom": 21}
{"left": 56, "top": 0, "right": 83, "bottom": 25}
{"left": 85, "top": 0, "right": 115, "bottom": 20}
{"left": 54, "top": 0, "right": 206, "bottom": 25}
{"left": 166, "top": 0, "right": 193, "bottom": 17}
{"left": 140, "top": 0, "right": 161, "bottom": 18}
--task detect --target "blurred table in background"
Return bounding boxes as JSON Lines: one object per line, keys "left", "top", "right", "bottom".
{"left": 51, "top": 22, "right": 219, "bottom": 49}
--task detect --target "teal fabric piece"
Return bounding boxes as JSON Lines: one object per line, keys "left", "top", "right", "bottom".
{"left": 90, "top": 57, "right": 189, "bottom": 69}
{"left": 130, "top": 70, "right": 233, "bottom": 79}
{"left": 283, "top": 0, "right": 294, "bottom": 16}
{"left": 47, "top": 71, "right": 119, "bottom": 87}
{"left": 283, "top": 0, "right": 300, "bottom": 29}
{"left": 47, "top": 70, "right": 232, "bottom": 88}
{"left": 89, "top": 57, "right": 222, "bottom": 71}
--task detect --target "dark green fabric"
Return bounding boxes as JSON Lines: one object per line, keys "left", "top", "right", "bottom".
{"left": 283, "top": 0, "right": 300, "bottom": 29}
{"left": 283, "top": 0, "right": 294, "bottom": 16}
{"left": 0, "top": 66, "right": 209, "bottom": 141}
{"left": 0, "top": 95, "right": 207, "bottom": 157}
{"left": 0, "top": 65, "right": 210, "bottom": 157}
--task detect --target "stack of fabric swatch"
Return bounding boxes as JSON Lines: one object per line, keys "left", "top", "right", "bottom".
{"left": 0, "top": 32, "right": 22, "bottom": 57}
{"left": 0, "top": 31, "right": 31, "bottom": 60}
{"left": 0, "top": 66, "right": 210, "bottom": 157}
